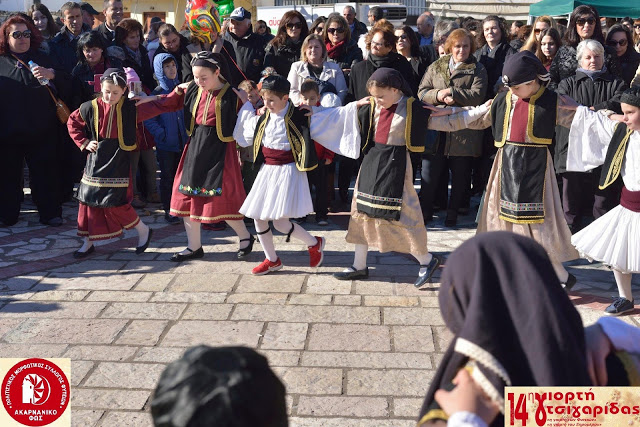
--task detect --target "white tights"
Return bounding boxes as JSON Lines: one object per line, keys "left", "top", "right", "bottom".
{"left": 254, "top": 218, "right": 316, "bottom": 262}
{"left": 78, "top": 220, "right": 149, "bottom": 252}
{"left": 349, "top": 244, "right": 433, "bottom": 276}
{"left": 613, "top": 269, "right": 634, "bottom": 301}
{"left": 178, "top": 218, "right": 250, "bottom": 255}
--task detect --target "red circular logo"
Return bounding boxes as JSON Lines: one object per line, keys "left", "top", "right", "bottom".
{"left": 1, "top": 358, "right": 70, "bottom": 426}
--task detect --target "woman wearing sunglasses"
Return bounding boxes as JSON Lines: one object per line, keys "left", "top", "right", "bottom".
{"left": 0, "top": 15, "right": 72, "bottom": 227}
{"left": 633, "top": 18, "right": 640, "bottom": 52}
{"left": 323, "top": 13, "right": 362, "bottom": 81}
{"left": 520, "top": 15, "right": 556, "bottom": 54}
{"left": 605, "top": 24, "right": 640, "bottom": 87}
{"left": 309, "top": 16, "right": 326, "bottom": 37}
{"left": 549, "top": 5, "right": 622, "bottom": 89}
{"left": 394, "top": 26, "right": 430, "bottom": 89}
{"left": 264, "top": 10, "right": 308, "bottom": 77}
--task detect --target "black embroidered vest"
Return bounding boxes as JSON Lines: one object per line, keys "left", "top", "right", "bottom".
{"left": 491, "top": 86, "right": 557, "bottom": 147}
{"left": 358, "top": 97, "right": 434, "bottom": 154}
{"left": 79, "top": 97, "right": 138, "bottom": 150}
{"left": 599, "top": 123, "right": 633, "bottom": 190}
{"left": 184, "top": 82, "right": 237, "bottom": 142}
{"left": 252, "top": 103, "right": 318, "bottom": 172}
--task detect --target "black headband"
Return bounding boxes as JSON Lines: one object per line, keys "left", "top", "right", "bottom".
{"left": 620, "top": 87, "right": 640, "bottom": 108}
{"left": 190, "top": 51, "right": 219, "bottom": 70}
{"left": 502, "top": 50, "right": 550, "bottom": 87}
{"left": 100, "top": 68, "right": 127, "bottom": 87}
{"left": 367, "top": 67, "right": 413, "bottom": 97}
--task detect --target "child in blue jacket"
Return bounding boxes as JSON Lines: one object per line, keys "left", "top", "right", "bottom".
{"left": 145, "top": 53, "right": 188, "bottom": 224}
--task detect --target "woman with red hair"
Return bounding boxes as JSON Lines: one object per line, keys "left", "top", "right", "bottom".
{"left": 0, "top": 15, "right": 72, "bottom": 227}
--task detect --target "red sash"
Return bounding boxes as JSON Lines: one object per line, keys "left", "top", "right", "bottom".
{"left": 262, "top": 147, "right": 294, "bottom": 165}
{"left": 620, "top": 186, "right": 640, "bottom": 213}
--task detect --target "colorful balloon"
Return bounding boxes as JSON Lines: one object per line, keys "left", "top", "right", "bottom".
{"left": 185, "top": 0, "right": 222, "bottom": 44}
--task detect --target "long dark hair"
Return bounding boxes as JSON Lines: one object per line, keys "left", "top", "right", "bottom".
{"left": 0, "top": 15, "right": 43, "bottom": 55}
{"left": 271, "top": 10, "right": 308, "bottom": 48}
{"left": 564, "top": 5, "right": 604, "bottom": 47}
{"left": 396, "top": 25, "right": 420, "bottom": 57}
{"left": 28, "top": 4, "right": 60, "bottom": 37}
{"left": 76, "top": 31, "right": 107, "bottom": 63}
{"left": 605, "top": 24, "right": 634, "bottom": 55}
{"left": 535, "top": 27, "right": 561, "bottom": 65}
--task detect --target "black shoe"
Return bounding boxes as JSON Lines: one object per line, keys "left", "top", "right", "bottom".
{"left": 170, "top": 247, "right": 204, "bottom": 262}
{"left": 42, "top": 217, "right": 63, "bottom": 227}
{"left": 561, "top": 273, "right": 576, "bottom": 291}
{"left": 605, "top": 297, "right": 635, "bottom": 316}
{"left": 237, "top": 235, "right": 255, "bottom": 259}
{"left": 165, "top": 213, "right": 181, "bottom": 225}
{"left": 333, "top": 266, "right": 369, "bottom": 280}
{"left": 414, "top": 255, "right": 441, "bottom": 288}
{"left": 73, "top": 244, "right": 95, "bottom": 259}
{"left": 135, "top": 228, "right": 153, "bottom": 254}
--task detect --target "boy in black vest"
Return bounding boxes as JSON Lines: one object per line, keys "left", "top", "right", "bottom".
{"left": 233, "top": 75, "right": 325, "bottom": 275}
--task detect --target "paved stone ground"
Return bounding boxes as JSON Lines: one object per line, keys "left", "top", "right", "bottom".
{"left": 0, "top": 195, "right": 638, "bottom": 427}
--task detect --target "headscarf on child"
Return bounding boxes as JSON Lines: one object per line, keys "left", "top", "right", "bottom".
{"left": 367, "top": 67, "right": 413, "bottom": 97}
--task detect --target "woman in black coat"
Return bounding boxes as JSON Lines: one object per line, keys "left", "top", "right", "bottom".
{"left": 395, "top": 25, "right": 431, "bottom": 88}
{"left": 348, "top": 27, "right": 415, "bottom": 101}
{"left": 323, "top": 14, "right": 362, "bottom": 85}
{"left": 0, "top": 15, "right": 69, "bottom": 226}
{"left": 115, "top": 18, "right": 155, "bottom": 91}
{"left": 605, "top": 24, "right": 640, "bottom": 87}
{"left": 549, "top": 5, "right": 621, "bottom": 90}
{"left": 554, "top": 39, "right": 627, "bottom": 232}
{"left": 264, "top": 10, "right": 308, "bottom": 77}
{"left": 473, "top": 15, "right": 515, "bottom": 101}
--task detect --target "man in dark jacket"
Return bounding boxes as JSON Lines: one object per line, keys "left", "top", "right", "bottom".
{"left": 96, "top": 0, "right": 123, "bottom": 46}
{"left": 223, "top": 7, "right": 266, "bottom": 83}
{"left": 49, "top": 2, "right": 91, "bottom": 73}
{"left": 343, "top": 6, "right": 367, "bottom": 41}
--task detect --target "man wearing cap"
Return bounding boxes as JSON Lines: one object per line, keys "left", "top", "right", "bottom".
{"left": 223, "top": 7, "right": 267, "bottom": 83}
{"left": 96, "top": 0, "right": 123, "bottom": 46}
{"left": 80, "top": 2, "right": 99, "bottom": 28}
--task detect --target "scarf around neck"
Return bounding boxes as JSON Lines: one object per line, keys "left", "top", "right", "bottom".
{"left": 326, "top": 40, "right": 345, "bottom": 60}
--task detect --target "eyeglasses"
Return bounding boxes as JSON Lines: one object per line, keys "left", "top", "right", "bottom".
{"left": 286, "top": 22, "right": 303, "bottom": 30}
{"left": 576, "top": 17, "right": 596, "bottom": 27}
{"left": 314, "top": 27, "right": 324, "bottom": 33}
{"left": 534, "top": 28, "right": 542, "bottom": 34}
{"left": 397, "top": 34, "right": 408, "bottom": 40}
{"left": 371, "top": 40, "right": 388, "bottom": 48}
{"left": 607, "top": 39, "right": 628, "bottom": 47}
{"left": 326, "top": 27, "right": 345, "bottom": 34}
{"left": 11, "top": 30, "right": 31, "bottom": 39}
{"left": 634, "top": 24, "right": 640, "bottom": 29}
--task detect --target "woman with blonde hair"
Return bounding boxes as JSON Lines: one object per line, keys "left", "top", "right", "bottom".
{"left": 521, "top": 15, "right": 556, "bottom": 53}
{"left": 288, "top": 33, "right": 347, "bottom": 105}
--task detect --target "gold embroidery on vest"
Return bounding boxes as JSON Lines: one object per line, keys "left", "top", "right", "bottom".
{"left": 599, "top": 125, "right": 632, "bottom": 190}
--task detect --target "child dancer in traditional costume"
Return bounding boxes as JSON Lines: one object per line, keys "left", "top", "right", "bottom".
{"left": 233, "top": 75, "right": 334, "bottom": 275}
{"left": 169, "top": 52, "right": 253, "bottom": 262}
{"left": 320, "top": 69, "right": 442, "bottom": 287}
{"left": 67, "top": 68, "right": 186, "bottom": 258}
{"left": 563, "top": 86, "right": 640, "bottom": 315}
{"left": 429, "top": 51, "right": 579, "bottom": 288}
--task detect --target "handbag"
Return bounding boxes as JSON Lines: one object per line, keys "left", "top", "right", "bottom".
{"left": 45, "top": 85, "right": 71, "bottom": 124}
{"left": 13, "top": 55, "right": 71, "bottom": 124}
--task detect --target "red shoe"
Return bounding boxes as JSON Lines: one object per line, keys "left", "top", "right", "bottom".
{"left": 308, "top": 236, "right": 325, "bottom": 267}
{"left": 252, "top": 258, "right": 283, "bottom": 275}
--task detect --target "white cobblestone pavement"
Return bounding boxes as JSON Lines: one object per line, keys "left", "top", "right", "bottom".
{"left": 0, "top": 196, "right": 638, "bottom": 426}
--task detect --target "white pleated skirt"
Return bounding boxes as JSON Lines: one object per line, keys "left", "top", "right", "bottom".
{"left": 572, "top": 205, "right": 640, "bottom": 273}
{"left": 239, "top": 163, "right": 313, "bottom": 221}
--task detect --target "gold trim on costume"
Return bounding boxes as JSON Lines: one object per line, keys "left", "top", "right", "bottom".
{"left": 599, "top": 126, "right": 632, "bottom": 190}
{"left": 190, "top": 213, "right": 244, "bottom": 221}
{"left": 495, "top": 90, "right": 512, "bottom": 148}
{"left": 215, "top": 83, "right": 235, "bottom": 142}
{"left": 615, "top": 351, "right": 640, "bottom": 386}
{"left": 188, "top": 86, "right": 203, "bottom": 137}
{"left": 526, "top": 86, "right": 552, "bottom": 145}
{"left": 253, "top": 110, "right": 270, "bottom": 162}
{"left": 404, "top": 97, "right": 425, "bottom": 153}
{"left": 202, "top": 91, "right": 213, "bottom": 126}
{"left": 170, "top": 208, "right": 191, "bottom": 215}
{"left": 417, "top": 409, "right": 449, "bottom": 426}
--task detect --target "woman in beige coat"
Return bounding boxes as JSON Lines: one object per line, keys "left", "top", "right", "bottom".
{"left": 418, "top": 29, "right": 488, "bottom": 226}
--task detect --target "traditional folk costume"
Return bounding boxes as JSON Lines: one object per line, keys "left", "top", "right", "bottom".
{"left": 454, "top": 52, "right": 578, "bottom": 286}
{"left": 168, "top": 52, "right": 252, "bottom": 263}
{"left": 233, "top": 76, "right": 338, "bottom": 274}
{"left": 67, "top": 70, "right": 184, "bottom": 246}
{"left": 418, "top": 232, "right": 639, "bottom": 427}
{"left": 567, "top": 89, "right": 640, "bottom": 315}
